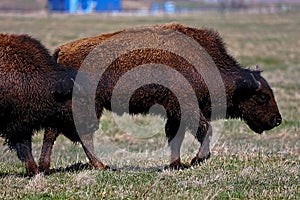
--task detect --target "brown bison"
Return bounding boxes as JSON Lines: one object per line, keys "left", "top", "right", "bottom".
{"left": 39, "top": 22, "right": 281, "bottom": 171}
{"left": 0, "top": 33, "right": 103, "bottom": 176}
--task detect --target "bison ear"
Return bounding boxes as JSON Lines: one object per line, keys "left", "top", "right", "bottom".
{"left": 54, "top": 78, "right": 74, "bottom": 102}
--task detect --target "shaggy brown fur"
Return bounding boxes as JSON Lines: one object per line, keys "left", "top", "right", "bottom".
{"left": 0, "top": 34, "right": 103, "bottom": 176}
{"left": 42, "top": 22, "right": 281, "bottom": 170}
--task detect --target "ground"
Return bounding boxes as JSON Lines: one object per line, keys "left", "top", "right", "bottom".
{"left": 0, "top": 11, "right": 299, "bottom": 199}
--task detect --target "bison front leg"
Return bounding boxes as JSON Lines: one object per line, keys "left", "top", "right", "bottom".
{"left": 14, "top": 138, "right": 38, "bottom": 176}
{"left": 80, "top": 133, "right": 108, "bottom": 170}
{"left": 80, "top": 105, "right": 108, "bottom": 170}
{"left": 191, "top": 120, "right": 212, "bottom": 166}
{"left": 38, "top": 127, "right": 59, "bottom": 174}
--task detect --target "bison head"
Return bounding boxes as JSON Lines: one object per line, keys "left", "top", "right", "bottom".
{"left": 233, "top": 69, "right": 282, "bottom": 134}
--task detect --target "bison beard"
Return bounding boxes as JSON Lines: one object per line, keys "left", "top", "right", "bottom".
{"left": 38, "top": 22, "right": 282, "bottom": 171}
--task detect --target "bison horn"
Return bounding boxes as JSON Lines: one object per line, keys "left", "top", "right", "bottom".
{"left": 71, "top": 78, "right": 81, "bottom": 91}
{"left": 256, "top": 65, "right": 261, "bottom": 71}
{"left": 250, "top": 73, "right": 261, "bottom": 91}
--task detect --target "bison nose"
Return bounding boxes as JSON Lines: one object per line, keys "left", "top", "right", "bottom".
{"left": 268, "top": 115, "right": 282, "bottom": 127}
{"left": 275, "top": 115, "right": 282, "bottom": 126}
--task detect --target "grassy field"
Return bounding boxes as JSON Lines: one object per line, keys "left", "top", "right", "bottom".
{"left": 0, "top": 11, "right": 299, "bottom": 199}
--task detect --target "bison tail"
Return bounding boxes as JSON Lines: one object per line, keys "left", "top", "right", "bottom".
{"left": 53, "top": 47, "right": 61, "bottom": 63}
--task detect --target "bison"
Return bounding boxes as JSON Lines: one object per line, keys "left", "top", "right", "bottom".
{"left": 39, "top": 22, "right": 281, "bottom": 171}
{"left": 0, "top": 33, "right": 104, "bottom": 176}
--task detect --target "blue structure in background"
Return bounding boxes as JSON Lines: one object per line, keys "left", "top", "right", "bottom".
{"left": 151, "top": 1, "right": 175, "bottom": 14}
{"left": 95, "top": 0, "right": 121, "bottom": 12}
{"left": 164, "top": 1, "right": 175, "bottom": 14}
{"left": 48, "top": 0, "right": 121, "bottom": 13}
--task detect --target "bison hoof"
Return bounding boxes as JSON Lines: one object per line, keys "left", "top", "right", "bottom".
{"left": 191, "top": 152, "right": 211, "bottom": 166}
{"left": 165, "top": 159, "right": 189, "bottom": 170}
{"left": 38, "top": 168, "right": 51, "bottom": 175}
{"left": 38, "top": 164, "right": 51, "bottom": 175}
{"left": 25, "top": 163, "right": 38, "bottom": 177}
{"left": 26, "top": 168, "right": 38, "bottom": 177}
{"left": 92, "top": 163, "right": 112, "bottom": 171}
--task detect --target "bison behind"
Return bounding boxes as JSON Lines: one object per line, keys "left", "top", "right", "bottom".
{"left": 0, "top": 34, "right": 102, "bottom": 176}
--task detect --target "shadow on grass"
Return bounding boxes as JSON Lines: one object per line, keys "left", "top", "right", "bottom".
{"left": 47, "top": 162, "right": 190, "bottom": 175}
{"left": 0, "top": 161, "right": 196, "bottom": 177}
{"left": 47, "top": 162, "right": 168, "bottom": 174}
{"left": 48, "top": 162, "right": 94, "bottom": 174}
{"left": 0, "top": 172, "right": 28, "bottom": 178}
{"left": 0, "top": 163, "right": 95, "bottom": 178}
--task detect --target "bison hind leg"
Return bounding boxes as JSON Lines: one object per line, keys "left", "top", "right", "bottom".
{"left": 191, "top": 122, "right": 212, "bottom": 166}
{"left": 80, "top": 133, "right": 109, "bottom": 170}
{"left": 165, "top": 117, "right": 189, "bottom": 170}
{"left": 12, "top": 137, "right": 38, "bottom": 176}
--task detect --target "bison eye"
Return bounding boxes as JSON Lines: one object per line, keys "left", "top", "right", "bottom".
{"left": 257, "top": 94, "right": 269, "bottom": 104}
